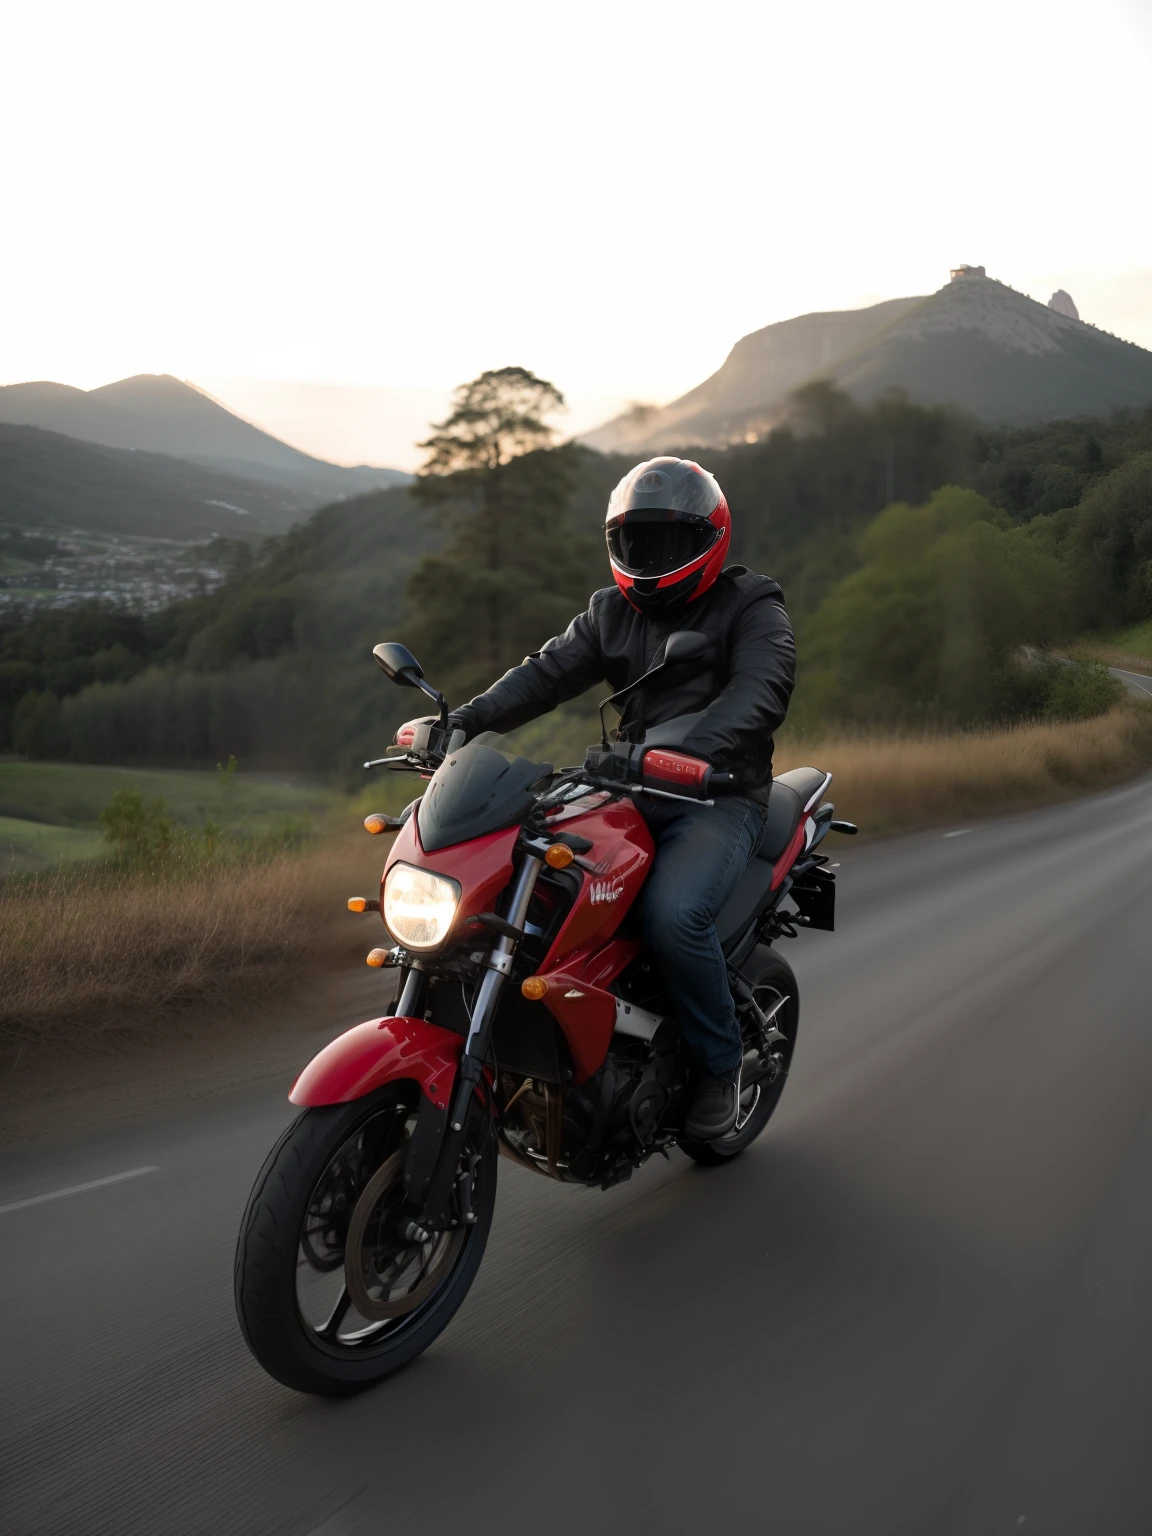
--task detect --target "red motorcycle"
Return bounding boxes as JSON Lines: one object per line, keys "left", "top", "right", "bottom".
{"left": 235, "top": 634, "right": 855, "bottom": 1394}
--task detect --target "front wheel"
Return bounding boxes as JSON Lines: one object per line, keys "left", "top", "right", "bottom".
{"left": 234, "top": 1085, "right": 495, "bottom": 1395}
{"left": 680, "top": 944, "right": 800, "bottom": 1167}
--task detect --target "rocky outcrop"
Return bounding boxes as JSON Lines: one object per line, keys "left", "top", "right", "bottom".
{"left": 827, "top": 277, "right": 1152, "bottom": 422}
{"left": 1048, "top": 290, "right": 1080, "bottom": 320}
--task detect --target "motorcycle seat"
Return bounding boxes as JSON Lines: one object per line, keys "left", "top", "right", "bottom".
{"left": 756, "top": 767, "right": 829, "bottom": 861}
{"left": 716, "top": 767, "right": 830, "bottom": 949}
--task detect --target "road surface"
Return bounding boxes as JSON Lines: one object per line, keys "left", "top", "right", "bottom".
{"left": 4, "top": 775, "right": 1152, "bottom": 1534}
{"left": 1112, "top": 665, "right": 1152, "bottom": 699}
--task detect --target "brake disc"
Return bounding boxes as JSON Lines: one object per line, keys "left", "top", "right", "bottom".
{"left": 344, "top": 1148, "right": 466, "bottom": 1320}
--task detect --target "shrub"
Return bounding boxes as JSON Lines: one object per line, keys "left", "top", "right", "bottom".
{"left": 98, "top": 787, "right": 177, "bottom": 863}
{"left": 1039, "top": 659, "right": 1125, "bottom": 722}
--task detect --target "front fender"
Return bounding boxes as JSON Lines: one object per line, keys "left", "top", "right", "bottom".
{"left": 289, "top": 1015, "right": 461, "bottom": 1110}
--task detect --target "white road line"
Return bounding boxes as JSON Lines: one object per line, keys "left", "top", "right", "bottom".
{"left": 1119, "top": 671, "right": 1152, "bottom": 697}
{"left": 0, "top": 1166, "right": 160, "bottom": 1216}
{"left": 943, "top": 829, "right": 975, "bottom": 838}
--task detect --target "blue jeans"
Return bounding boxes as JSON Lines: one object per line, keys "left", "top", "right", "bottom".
{"left": 637, "top": 795, "right": 766, "bottom": 1076}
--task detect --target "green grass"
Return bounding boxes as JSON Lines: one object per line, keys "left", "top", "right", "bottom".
{"left": 1109, "top": 620, "right": 1152, "bottom": 660}
{"left": 0, "top": 815, "right": 106, "bottom": 873}
{"left": 0, "top": 761, "right": 338, "bottom": 832}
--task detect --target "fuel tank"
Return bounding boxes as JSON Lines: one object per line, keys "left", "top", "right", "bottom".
{"left": 516, "top": 793, "right": 654, "bottom": 1081}
{"left": 540, "top": 792, "right": 653, "bottom": 969}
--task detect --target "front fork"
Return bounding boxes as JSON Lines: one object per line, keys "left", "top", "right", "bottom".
{"left": 400, "top": 851, "right": 543, "bottom": 1233}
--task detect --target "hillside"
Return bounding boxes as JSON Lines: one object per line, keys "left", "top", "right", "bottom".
{"left": 582, "top": 276, "right": 1152, "bottom": 453}
{"left": 0, "top": 484, "right": 443, "bottom": 773}
{"left": 0, "top": 375, "right": 411, "bottom": 502}
{"left": 581, "top": 296, "right": 924, "bottom": 454}
{"left": 830, "top": 275, "right": 1152, "bottom": 422}
{"left": 0, "top": 424, "right": 318, "bottom": 539}
{"left": 8, "top": 390, "right": 1151, "bottom": 775}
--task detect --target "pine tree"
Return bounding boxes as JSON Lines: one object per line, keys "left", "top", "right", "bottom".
{"left": 404, "top": 369, "right": 601, "bottom": 701}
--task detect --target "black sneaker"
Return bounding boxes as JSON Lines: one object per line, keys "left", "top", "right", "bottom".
{"left": 683, "top": 1065, "right": 742, "bottom": 1140}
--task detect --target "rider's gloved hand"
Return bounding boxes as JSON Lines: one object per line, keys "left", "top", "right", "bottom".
{"left": 444, "top": 708, "right": 478, "bottom": 745}
{"left": 640, "top": 748, "right": 728, "bottom": 797}
{"left": 394, "top": 715, "right": 438, "bottom": 748}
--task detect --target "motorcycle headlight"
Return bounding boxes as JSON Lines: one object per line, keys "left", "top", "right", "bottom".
{"left": 382, "top": 862, "right": 460, "bottom": 951}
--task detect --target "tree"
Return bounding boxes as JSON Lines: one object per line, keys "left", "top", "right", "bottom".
{"left": 417, "top": 366, "right": 564, "bottom": 476}
{"left": 1066, "top": 454, "right": 1152, "bottom": 627}
{"left": 404, "top": 370, "right": 600, "bottom": 701}
{"left": 800, "top": 486, "right": 1076, "bottom": 725}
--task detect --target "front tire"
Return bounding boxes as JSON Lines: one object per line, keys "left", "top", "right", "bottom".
{"left": 234, "top": 1085, "right": 495, "bottom": 1395}
{"left": 680, "top": 945, "right": 800, "bottom": 1166}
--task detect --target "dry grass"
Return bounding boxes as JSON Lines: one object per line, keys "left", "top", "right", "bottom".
{"left": 6, "top": 703, "right": 1152, "bottom": 1061}
{"left": 776, "top": 701, "right": 1152, "bottom": 836}
{"left": 0, "top": 833, "right": 384, "bottom": 1060}
{"left": 1067, "top": 640, "right": 1152, "bottom": 676}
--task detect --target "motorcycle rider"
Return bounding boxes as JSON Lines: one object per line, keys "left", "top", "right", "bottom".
{"left": 442, "top": 458, "right": 795, "bottom": 1139}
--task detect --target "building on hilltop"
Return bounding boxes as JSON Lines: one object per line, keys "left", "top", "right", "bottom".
{"left": 1048, "top": 289, "right": 1079, "bottom": 321}
{"left": 950, "top": 264, "right": 987, "bottom": 281}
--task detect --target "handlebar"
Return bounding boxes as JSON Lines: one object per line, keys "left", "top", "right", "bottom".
{"left": 364, "top": 719, "right": 465, "bottom": 773}
{"left": 366, "top": 737, "right": 735, "bottom": 809}
{"left": 579, "top": 743, "right": 734, "bottom": 802}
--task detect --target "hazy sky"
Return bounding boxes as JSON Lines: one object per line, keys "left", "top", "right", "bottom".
{"left": 4, "top": 0, "right": 1151, "bottom": 468}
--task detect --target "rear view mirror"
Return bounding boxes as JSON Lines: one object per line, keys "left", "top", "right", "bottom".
{"left": 372, "top": 641, "right": 447, "bottom": 722}
{"left": 373, "top": 642, "right": 424, "bottom": 686}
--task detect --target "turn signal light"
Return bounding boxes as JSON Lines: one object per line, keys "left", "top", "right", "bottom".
{"left": 521, "top": 976, "right": 548, "bottom": 1000}
{"left": 366, "top": 947, "right": 390, "bottom": 968}
{"left": 544, "top": 843, "right": 575, "bottom": 869}
{"left": 364, "top": 814, "right": 387, "bottom": 835}
{"left": 348, "top": 897, "right": 367, "bottom": 912}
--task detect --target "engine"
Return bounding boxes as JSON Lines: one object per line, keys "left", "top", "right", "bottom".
{"left": 425, "top": 971, "right": 689, "bottom": 1188}
{"left": 498, "top": 1026, "right": 687, "bottom": 1188}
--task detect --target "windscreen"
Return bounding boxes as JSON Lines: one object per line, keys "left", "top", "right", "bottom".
{"left": 417, "top": 742, "right": 551, "bottom": 854}
{"left": 606, "top": 510, "right": 717, "bottom": 577}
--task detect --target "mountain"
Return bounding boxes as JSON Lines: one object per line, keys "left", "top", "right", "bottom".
{"left": 580, "top": 296, "right": 924, "bottom": 454}
{"left": 0, "top": 375, "right": 411, "bottom": 501}
{"left": 0, "top": 423, "right": 322, "bottom": 540}
{"left": 829, "top": 275, "right": 1152, "bottom": 423}
{"left": 581, "top": 275, "right": 1152, "bottom": 454}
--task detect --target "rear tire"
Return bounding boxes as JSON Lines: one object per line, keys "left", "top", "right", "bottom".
{"left": 680, "top": 945, "right": 800, "bottom": 1167}
{"left": 235, "top": 1085, "right": 495, "bottom": 1395}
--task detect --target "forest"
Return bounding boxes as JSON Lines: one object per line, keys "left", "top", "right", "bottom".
{"left": 3, "top": 370, "right": 1151, "bottom": 778}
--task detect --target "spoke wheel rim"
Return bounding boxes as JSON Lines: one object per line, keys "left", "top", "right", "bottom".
{"left": 717, "top": 980, "right": 793, "bottom": 1146}
{"left": 734, "top": 1082, "right": 762, "bottom": 1132}
{"left": 293, "top": 1104, "right": 437, "bottom": 1352}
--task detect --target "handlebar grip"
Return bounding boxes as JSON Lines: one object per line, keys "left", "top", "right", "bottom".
{"left": 709, "top": 771, "right": 736, "bottom": 791}
{"left": 641, "top": 749, "right": 714, "bottom": 797}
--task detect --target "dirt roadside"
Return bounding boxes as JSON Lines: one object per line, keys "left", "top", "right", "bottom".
{"left": 0, "top": 963, "right": 401, "bottom": 1148}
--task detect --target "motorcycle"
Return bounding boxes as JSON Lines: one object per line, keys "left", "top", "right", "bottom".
{"left": 235, "top": 632, "right": 856, "bottom": 1394}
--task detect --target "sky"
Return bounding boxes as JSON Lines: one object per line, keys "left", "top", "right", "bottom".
{"left": 4, "top": 0, "right": 1152, "bottom": 469}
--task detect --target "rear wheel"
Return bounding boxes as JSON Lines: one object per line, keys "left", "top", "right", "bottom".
{"left": 680, "top": 944, "right": 800, "bottom": 1166}
{"left": 235, "top": 1085, "right": 495, "bottom": 1395}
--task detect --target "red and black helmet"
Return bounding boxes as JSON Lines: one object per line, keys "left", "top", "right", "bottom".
{"left": 605, "top": 457, "right": 731, "bottom": 616}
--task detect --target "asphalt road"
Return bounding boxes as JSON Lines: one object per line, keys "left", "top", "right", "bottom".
{"left": 4, "top": 776, "right": 1152, "bottom": 1535}
{"left": 1112, "top": 666, "right": 1152, "bottom": 700}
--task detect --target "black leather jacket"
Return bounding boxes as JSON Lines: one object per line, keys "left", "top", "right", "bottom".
{"left": 449, "top": 566, "right": 796, "bottom": 800}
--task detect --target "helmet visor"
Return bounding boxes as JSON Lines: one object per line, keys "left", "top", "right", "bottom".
{"left": 606, "top": 510, "right": 717, "bottom": 578}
